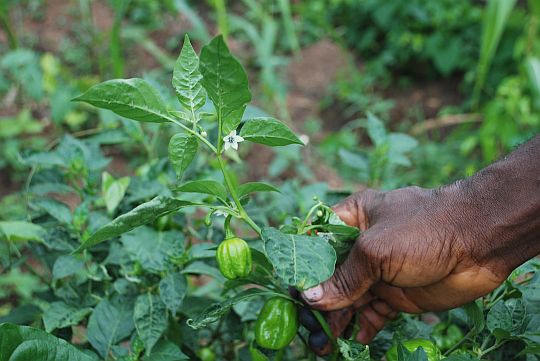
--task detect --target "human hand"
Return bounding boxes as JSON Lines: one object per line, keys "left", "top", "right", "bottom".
{"left": 300, "top": 186, "right": 514, "bottom": 354}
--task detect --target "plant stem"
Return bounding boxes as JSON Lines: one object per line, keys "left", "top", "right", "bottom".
{"left": 298, "top": 202, "right": 323, "bottom": 233}
{"left": 169, "top": 117, "right": 217, "bottom": 152}
{"left": 312, "top": 310, "right": 338, "bottom": 359}
{"left": 216, "top": 155, "right": 261, "bottom": 235}
{"left": 443, "top": 329, "right": 473, "bottom": 356}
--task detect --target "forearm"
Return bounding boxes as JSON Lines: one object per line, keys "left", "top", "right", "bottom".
{"left": 449, "top": 135, "right": 540, "bottom": 270}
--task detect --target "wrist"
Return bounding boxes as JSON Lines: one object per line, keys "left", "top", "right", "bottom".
{"left": 446, "top": 136, "right": 540, "bottom": 272}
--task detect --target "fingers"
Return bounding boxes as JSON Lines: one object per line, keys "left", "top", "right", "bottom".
{"left": 302, "top": 238, "right": 377, "bottom": 310}
{"left": 355, "top": 301, "right": 398, "bottom": 344}
{"left": 332, "top": 189, "right": 383, "bottom": 231}
{"left": 306, "top": 307, "right": 355, "bottom": 355}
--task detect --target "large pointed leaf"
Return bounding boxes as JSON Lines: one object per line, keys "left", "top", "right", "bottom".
{"left": 75, "top": 196, "right": 198, "bottom": 252}
{"left": 168, "top": 133, "right": 198, "bottom": 179}
{"left": 261, "top": 227, "right": 336, "bottom": 290}
{"left": 86, "top": 299, "right": 135, "bottom": 358}
{"left": 199, "top": 35, "right": 251, "bottom": 135}
{"left": 175, "top": 180, "right": 227, "bottom": 200}
{"left": 237, "top": 182, "right": 280, "bottom": 199}
{"left": 173, "top": 35, "right": 206, "bottom": 114}
{"left": 134, "top": 294, "right": 168, "bottom": 355}
{"left": 240, "top": 118, "right": 303, "bottom": 147}
{"left": 73, "top": 78, "right": 171, "bottom": 123}
{"left": 0, "top": 323, "right": 95, "bottom": 361}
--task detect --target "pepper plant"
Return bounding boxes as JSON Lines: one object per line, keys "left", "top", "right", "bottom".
{"left": 3, "top": 33, "right": 540, "bottom": 361}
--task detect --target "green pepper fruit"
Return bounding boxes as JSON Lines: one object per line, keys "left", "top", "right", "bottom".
{"left": 198, "top": 347, "right": 217, "bottom": 361}
{"left": 385, "top": 339, "right": 442, "bottom": 361}
{"left": 432, "top": 323, "right": 464, "bottom": 351}
{"left": 216, "top": 237, "right": 252, "bottom": 280}
{"left": 255, "top": 297, "right": 299, "bottom": 350}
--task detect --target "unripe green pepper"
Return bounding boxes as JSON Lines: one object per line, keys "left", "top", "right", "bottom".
{"left": 216, "top": 237, "right": 252, "bottom": 280}
{"left": 432, "top": 323, "right": 464, "bottom": 351}
{"left": 386, "top": 339, "right": 442, "bottom": 361}
{"left": 255, "top": 297, "right": 299, "bottom": 350}
{"left": 198, "top": 347, "right": 217, "bottom": 361}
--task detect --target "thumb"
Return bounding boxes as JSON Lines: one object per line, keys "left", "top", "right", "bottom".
{"left": 301, "top": 235, "right": 377, "bottom": 311}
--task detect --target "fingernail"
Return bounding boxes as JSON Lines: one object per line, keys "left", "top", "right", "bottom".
{"left": 303, "top": 285, "right": 323, "bottom": 302}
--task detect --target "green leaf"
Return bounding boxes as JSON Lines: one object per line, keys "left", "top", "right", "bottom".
{"left": 366, "top": 112, "right": 387, "bottom": 146}
{"left": 33, "top": 199, "right": 73, "bottom": 224}
{"left": 102, "top": 172, "right": 130, "bottom": 214}
{"left": 261, "top": 227, "right": 336, "bottom": 290}
{"left": 159, "top": 272, "right": 187, "bottom": 315}
{"left": 76, "top": 196, "right": 198, "bottom": 252}
{"left": 87, "top": 298, "right": 134, "bottom": 358}
{"left": 182, "top": 261, "right": 225, "bottom": 281}
{"left": 187, "top": 288, "right": 271, "bottom": 329}
{"left": 0, "top": 221, "right": 45, "bottom": 243}
{"left": 199, "top": 35, "right": 251, "bottom": 135}
{"left": 526, "top": 57, "right": 540, "bottom": 107}
{"left": 168, "top": 133, "right": 198, "bottom": 179}
{"left": 42, "top": 301, "right": 92, "bottom": 333}
{"left": 337, "top": 339, "right": 370, "bottom": 361}
{"left": 463, "top": 300, "right": 485, "bottom": 336}
{"left": 0, "top": 323, "right": 95, "bottom": 361}
{"left": 175, "top": 180, "right": 227, "bottom": 200}
{"left": 486, "top": 300, "right": 512, "bottom": 340}
{"left": 134, "top": 294, "right": 168, "bottom": 355}
{"left": 73, "top": 78, "right": 171, "bottom": 123}
{"left": 122, "top": 227, "right": 185, "bottom": 273}
{"left": 237, "top": 182, "right": 280, "bottom": 199}
{"left": 144, "top": 340, "right": 189, "bottom": 361}
{"left": 240, "top": 117, "right": 303, "bottom": 147}
{"left": 52, "top": 255, "right": 85, "bottom": 280}
{"left": 173, "top": 35, "right": 206, "bottom": 114}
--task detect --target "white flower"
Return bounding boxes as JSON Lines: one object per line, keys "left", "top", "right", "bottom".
{"left": 299, "top": 134, "right": 310, "bottom": 145}
{"left": 214, "top": 210, "right": 228, "bottom": 217}
{"left": 223, "top": 130, "right": 244, "bottom": 151}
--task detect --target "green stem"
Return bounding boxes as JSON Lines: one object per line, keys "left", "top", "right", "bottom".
{"left": 312, "top": 310, "right": 338, "bottom": 358}
{"left": 478, "top": 340, "right": 507, "bottom": 358}
{"left": 298, "top": 202, "right": 323, "bottom": 233}
{"left": 216, "top": 155, "right": 261, "bottom": 235}
{"left": 224, "top": 215, "right": 235, "bottom": 239}
{"left": 169, "top": 117, "right": 217, "bottom": 153}
{"left": 0, "top": 10, "right": 17, "bottom": 49}
{"left": 443, "top": 329, "right": 473, "bottom": 356}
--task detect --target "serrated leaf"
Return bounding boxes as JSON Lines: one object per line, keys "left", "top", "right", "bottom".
{"left": 187, "top": 288, "right": 272, "bottom": 329}
{"left": 168, "top": 133, "right": 198, "bottom": 179}
{"left": 175, "top": 180, "right": 227, "bottom": 200}
{"left": 144, "top": 340, "right": 189, "bottom": 361}
{"left": 199, "top": 35, "right": 251, "bottom": 135}
{"left": 261, "top": 227, "right": 336, "bottom": 290}
{"left": 240, "top": 117, "right": 303, "bottom": 146}
{"left": 42, "top": 301, "right": 92, "bottom": 333}
{"left": 173, "top": 35, "right": 206, "bottom": 114}
{"left": 87, "top": 299, "right": 134, "bottom": 358}
{"left": 76, "top": 196, "right": 198, "bottom": 252}
{"left": 237, "top": 182, "right": 280, "bottom": 199}
{"left": 134, "top": 294, "right": 168, "bottom": 355}
{"left": 159, "top": 272, "right": 187, "bottom": 315}
{"left": 0, "top": 221, "right": 45, "bottom": 243}
{"left": 0, "top": 323, "right": 95, "bottom": 361}
{"left": 73, "top": 78, "right": 171, "bottom": 123}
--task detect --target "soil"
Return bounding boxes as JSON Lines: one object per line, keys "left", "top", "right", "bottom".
{"left": 1, "top": 1, "right": 463, "bottom": 195}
